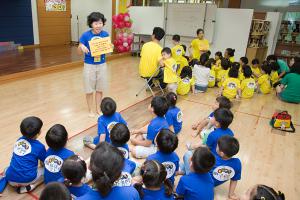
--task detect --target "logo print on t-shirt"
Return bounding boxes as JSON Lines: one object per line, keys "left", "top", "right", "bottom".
{"left": 14, "top": 139, "right": 32, "bottom": 156}
{"left": 107, "top": 121, "right": 118, "bottom": 134}
{"left": 177, "top": 111, "right": 183, "bottom": 123}
{"left": 209, "top": 75, "right": 215, "bottom": 81}
{"left": 182, "top": 78, "right": 190, "bottom": 84}
{"left": 118, "top": 147, "right": 129, "bottom": 159}
{"left": 172, "top": 64, "right": 177, "bottom": 72}
{"left": 247, "top": 82, "right": 255, "bottom": 89}
{"left": 176, "top": 49, "right": 182, "bottom": 56}
{"left": 114, "top": 172, "right": 132, "bottom": 187}
{"left": 162, "top": 161, "right": 176, "bottom": 179}
{"left": 213, "top": 166, "right": 235, "bottom": 182}
{"left": 44, "top": 155, "right": 64, "bottom": 173}
{"left": 228, "top": 82, "right": 237, "bottom": 89}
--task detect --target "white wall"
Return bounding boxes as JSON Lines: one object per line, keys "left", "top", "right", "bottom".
{"left": 266, "top": 12, "right": 283, "bottom": 55}
{"left": 241, "top": 0, "right": 300, "bottom": 12}
{"left": 71, "top": 0, "right": 112, "bottom": 42}
{"left": 31, "top": 0, "right": 39, "bottom": 44}
{"left": 210, "top": 8, "right": 253, "bottom": 59}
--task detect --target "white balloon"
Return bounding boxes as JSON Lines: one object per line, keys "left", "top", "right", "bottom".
{"left": 123, "top": 32, "right": 128, "bottom": 37}
{"left": 123, "top": 42, "right": 128, "bottom": 47}
{"left": 124, "top": 16, "right": 130, "bottom": 21}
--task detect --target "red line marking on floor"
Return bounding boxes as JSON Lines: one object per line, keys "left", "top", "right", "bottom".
{"left": 27, "top": 192, "right": 39, "bottom": 200}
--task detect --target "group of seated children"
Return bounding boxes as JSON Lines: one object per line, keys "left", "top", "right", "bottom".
{"left": 140, "top": 27, "right": 287, "bottom": 100}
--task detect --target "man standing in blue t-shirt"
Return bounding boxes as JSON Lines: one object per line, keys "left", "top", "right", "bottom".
{"left": 78, "top": 12, "right": 111, "bottom": 117}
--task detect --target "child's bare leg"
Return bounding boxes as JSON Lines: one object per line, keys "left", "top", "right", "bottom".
{"left": 95, "top": 91, "right": 103, "bottom": 115}
{"left": 85, "top": 143, "right": 96, "bottom": 150}
{"left": 192, "top": 119, "right": 209, "bottom": 137}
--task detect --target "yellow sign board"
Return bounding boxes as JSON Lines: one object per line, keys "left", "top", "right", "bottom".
{"left": 88, "top": 37, "right": 113, "bottom": 57}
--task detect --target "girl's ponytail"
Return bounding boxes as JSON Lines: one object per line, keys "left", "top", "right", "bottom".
{"left": 163, "top": 179, "right": 173, "bottom": 197}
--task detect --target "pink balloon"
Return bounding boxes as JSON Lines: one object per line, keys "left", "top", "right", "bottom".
{"left": 122, "top": 37, "right": 128, "bottom": 42}
{"left": 125, "top": 22, "right": 132, "bottom": 28}
{"left": 124, "top": 12, "right": 130, "bottom": 19}
{"left": 113, "top": 24, "right": 119, "bottom": 29}
{"left": 124, "top": 46, "right": 130, "bottom": 52}
{"left": 128, "top": 34, "right": 134, "bottom": 40}
{"left": 117, "top": 14, "right": 124, "bottom": 22}
{"left": 117, "top": 32, "right": 123, "bottom": 39}
{"left": 127, "top": 38, "right": 133, "bottom": 45}
{"left": 112, "top": 15, "right": 118, "bottom": 23}
{"left": 118, "top": 21, "right": 125, "bottom": 28}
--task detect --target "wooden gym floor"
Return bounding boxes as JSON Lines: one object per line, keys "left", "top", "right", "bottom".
{"left": 0, "top": 56, "right": 299, "bottom": 199}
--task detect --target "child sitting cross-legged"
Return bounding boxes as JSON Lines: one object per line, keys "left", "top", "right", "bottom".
{"left": 4, "top": 116, "right": 46, "bottom": 193}
{"left": 165, "top": 92, "right": 183, "bottom": 134}
{"left": 241, "top": 65, "right": 256, "bottom": 99}
{"left": 83, "top": 97, "right": 127, "bottom": 149}
{"left": 220, "top": 65, "right": 241, "bottom": 99}
{"left": 131, "top": 96, "right": 169, "bottom": 159}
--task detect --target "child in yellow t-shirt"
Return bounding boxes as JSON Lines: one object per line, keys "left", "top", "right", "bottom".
{"left": 212, "top": 51, "right": 222, "bottom": 78}
{"left": 217, "top": 58, "right": 231, "bottom": 87}
{"left": 224, "top": 48, "right": 235, "bottom": 63}
{"left": 257, "top": 62, "right": 271, "bottom": 94}
{"left": 206, "top": 58, "right": 216, "bottom": 88}
{"left": 220, "top": 67, "right": 241, "bottom": 99}
{"left": 189, "top": 28, "right": 210, "bottom": 60}
{"left": 177, "top": 66, "right": 195, "bottom": 95}
{"left": 269, "top": 62, "right": 280, "bottom": 86}
{"left": 241, "top": 65, "right": 256, "bottom": 99}
{"left": 159, "top": 47, "right": 178, "bottom": 94}
{"left": 171, "top": 34, "right": 187, "bottom": 75}
{"left": 139, "top": 27, "right": 165, "bottom": 78}
{"left": 251, "top": 58, "right": 262, "bottom": 80}
{"left": 239, "top": 57, "right": 249, "bottom": 81}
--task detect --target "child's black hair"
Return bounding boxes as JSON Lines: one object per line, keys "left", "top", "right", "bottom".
{"left": 216, "top": 96, "right": 232, "bottom": 110}
{"left": 161, "top": 47, "right": 172, "bottom": 55}
{"left": 200, "top": 53, "right": 209, "bottom": 66}
{"left": 62, "top": 155, "right": 87, "bottom": 186}
{"left": 226, "top": 48, "right": 235, "bottom": 57}
{"left": 261, "top": 62, "right": 272, "bottom": 75}
{"left": 266, "top": 54, "right": 277, "bottom": 62}
{"left": 181, "top": 44, "right": 187, "bottom": 53}
{"left": 151, "top": 96, "right": 169, "bottom": 117}
{"left": 215, "top": 51, "right": 222, "bottom": 59}
{"left": 243, "top": 65, "right": 252, "bottom": 78}
{"left": 180, "top": 66, "right": 193, "bottom": 79}
{"left": 101, "top": 97, "right": 117, "bottom": 116}
{"left": 40, "top": 182, "right": 71, "bottom": 200}
{"left": 221, "top": 58, "right": 231, "bottom": 70}
{"left": 196, "top": 28, "right": 204, "bottom": 35}
{"left": 269, "top": 62, "right": 280, "bottom": 71}
{"left": 189, "top": 59, "right": 200, "bottom": 67}
{"left": 172, "top": 34, "right": 180, "bottom": 42}
{"left": 110, "top": 123, "right": 130, "bottom": 146}
{"left": 166, "top": 92, "right": 177, "bottom": 107}
{"left": 251, "top": 58, "right": 259, "bottom": 65}
{"left": 134, "top": 160, "right": 173, "bottom": 198}
{"left": 213, "top": 108, "right": 233, "bottom": 130}
{"left": 152, "top": 27, "right": 165, "bottom": 41}
{"left": 192, "top": 147, "right": 215, "bottom": 173}
{"left": 231, "top": 62, "right": 240, "bottom": 71}
{"left": 228, "top": 67, "right": 239, "bottom": 78}
{"left": 290, "top": 56, "right": 300, "bottom": 74}
{"left": 156, "top": 129, "right": 178, "bottom": 154}
{"left": 254, "top": 185, "right": 285, "bottom": 200}
{"left": 91, "top": 142, "right": 124, "bottom": 196}
{"left": 217, "top": 135, "right": 239, "bottom": 158}
{"left": 87, "top": 12, "right": 106, "bottom": 28}
{"left": 46, "top": 124, "right": 68, "bottom": 150}
{"left": 240, "top": 56, "right": 249, "bottom": 65}
{"left": 205, "top": 58, "right": 216, "bottom": 69}
{"left": 20, "top": 116, "right": 43, "bottom": 139}
{"left": 206, "top": 50, "right": 211, "bottom": 57}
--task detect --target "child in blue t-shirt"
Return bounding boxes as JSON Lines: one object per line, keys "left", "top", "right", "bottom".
{"left": 210, "top": 135, "right": 242, "bottom": 200}
{"left": 134, "top": 160, "right": 174, "bottom": 200}
{"left": 131, "top": 96, "right": 169, "bottom": 159}
{"left": 146, "top": 129, "right": 179, "bottom": 185}
{"left": 83, "top": 97, "right": 127, "bottom": 149}
{"left": 190, "top": 96, "right": 232, "bottom": 147}
{"left": 5, "top": 116, "right": 46, "bottom": 193}
{"left": 109, "top": 123, "right": 139, "bottom": 187}
{"left": 61, "top": 155, "right": 92, "bottom": 198}
{"left": 44, "top": 124, "right": 75, "bottom": 184}
{"left": 77, "top": 142, "right": 140, "bottom": 200}
{"left": 176, "top": 147, "right": 215, "bottom": 200}
{"left": 165, "top": 92, "right": 183, "bottom": 134}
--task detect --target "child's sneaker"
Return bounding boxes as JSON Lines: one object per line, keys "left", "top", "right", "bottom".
{"left": 17, "top": 185, "right": 35, "bottom": 194}
{"left": 83, "top": 136, "right": 94, "bottom": 146}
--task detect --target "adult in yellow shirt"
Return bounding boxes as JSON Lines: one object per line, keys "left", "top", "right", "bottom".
{"left": 241, "top": 66, "right": 256, "bottom": 98}
{"left": 139, "top": 27, "right": 165, "bottom": 78}
{"left": 160, "top": 47, "right": 178, "bottom": 93}
{"left": 177, "top": 66, "right": 195, "bottom": 95}
{"left": 189, "top": 29, "right": 210, "bottom": 60}
{"left": 220, "top": 68, "right": 241, "bottom": 99}
{"left": 257, "top": 64, "right": 272, "bottom": 94}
